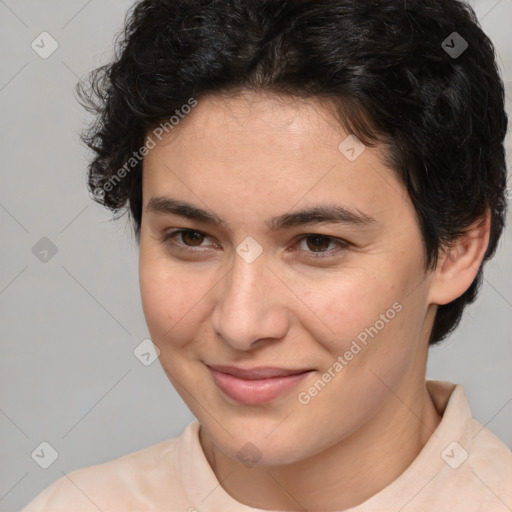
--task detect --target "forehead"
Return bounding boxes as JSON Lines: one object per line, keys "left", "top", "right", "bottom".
{"left": 141, "top": 91, "right": 411, "bottom": 228}
{"left": 151, "top": 91, "right": 354, "bottom": 156}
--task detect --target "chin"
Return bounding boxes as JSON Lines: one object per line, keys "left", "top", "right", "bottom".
{"left": 203, "top": 413, "right": 324, "bottom": 467}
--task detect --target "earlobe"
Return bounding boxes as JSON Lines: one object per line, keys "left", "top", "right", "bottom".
{"left": 427, "top": 210, "right": 491, "bottom": 306}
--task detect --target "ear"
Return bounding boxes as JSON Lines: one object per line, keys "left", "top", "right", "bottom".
{"left": 427, "top": 210, "right": 491, "bottom": 306}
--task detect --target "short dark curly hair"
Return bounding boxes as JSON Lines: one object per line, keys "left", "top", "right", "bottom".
{"left": 77, "top": 0, "right": 508, "bottom": 345}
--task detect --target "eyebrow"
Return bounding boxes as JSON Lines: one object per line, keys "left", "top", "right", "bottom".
{"left": 146, "top": 196, "right": 376, "bottom": 232}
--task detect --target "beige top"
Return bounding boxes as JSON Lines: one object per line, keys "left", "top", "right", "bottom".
{"left": 22, "top": 380, "right": 512, "bottom": 511}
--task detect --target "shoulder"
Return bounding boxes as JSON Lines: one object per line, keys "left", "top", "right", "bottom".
{"left": 467, "top": 418, "right": 512, "bottom": 496}
{"left": 22, "top": 436, "right": 182, "bottom": 511}
{"left": 424, "top": 381, "right": 512, "bottom": 507}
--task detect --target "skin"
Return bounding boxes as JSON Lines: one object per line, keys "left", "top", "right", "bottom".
{"left": 138, "top": 90, "right": 490, "bottom": 510}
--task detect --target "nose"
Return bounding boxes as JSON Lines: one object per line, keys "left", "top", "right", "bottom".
{"left": 211, "top": 250, "right": 290, "bottom": 351}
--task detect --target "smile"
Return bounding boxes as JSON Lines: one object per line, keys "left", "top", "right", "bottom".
{"left": 207, "top": 365, "right": 313, "bottom": 405}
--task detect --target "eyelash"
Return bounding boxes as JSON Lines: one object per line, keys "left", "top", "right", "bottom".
{"left": 159, "top": 229, "right": 349, "bottom": 259}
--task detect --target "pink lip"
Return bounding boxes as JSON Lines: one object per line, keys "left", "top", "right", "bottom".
{"left": 207, "top": 365, "right": 313, "bottom": 405}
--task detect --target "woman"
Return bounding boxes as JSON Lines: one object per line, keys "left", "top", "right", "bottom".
{"left": 23, "top": 0, "right": 511, "bottom": 509}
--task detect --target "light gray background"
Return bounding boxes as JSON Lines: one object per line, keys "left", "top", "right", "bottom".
{"left": 0, "top": 0, "right": 511, "bottom": 510}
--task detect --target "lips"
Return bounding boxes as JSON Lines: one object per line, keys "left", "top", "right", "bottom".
{"left": 208, "top": 365, "right": 312, "bottom": 379}
{"left": 207, "top": 364, "right": 314, "bottom": 405}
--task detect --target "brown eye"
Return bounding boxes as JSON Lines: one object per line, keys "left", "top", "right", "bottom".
{"left": 304, "top": 235, "right": 336, "bottom": 252}
{"left": 294, "top": 234, "right": 349, "bottom": 259}
{"left": 161, "top": 229, "right": 211, "bottom": 249}
{"left": 180, "top": 230, "right": 205, "bottom": 246}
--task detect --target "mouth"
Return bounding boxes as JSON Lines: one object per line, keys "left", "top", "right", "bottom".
{"left": 207, "top": 365, "right": 314, "bottom": 405}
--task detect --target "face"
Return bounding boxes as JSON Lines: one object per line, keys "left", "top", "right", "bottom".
{"left": 139, "top": 90, "right": 435, "bottom": 466}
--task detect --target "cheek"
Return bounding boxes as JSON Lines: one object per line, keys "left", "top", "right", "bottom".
{"left": 139, "top": 248, "right": 201, "bottom": 346}
{"left": 139, "top": 246, "right": 229, "bottom": 358}
{"left": 293, "top": 267, "right": 401, "bottom": 351}
{"left": 299, "top": 258, "right": 426, "bottom": 382}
